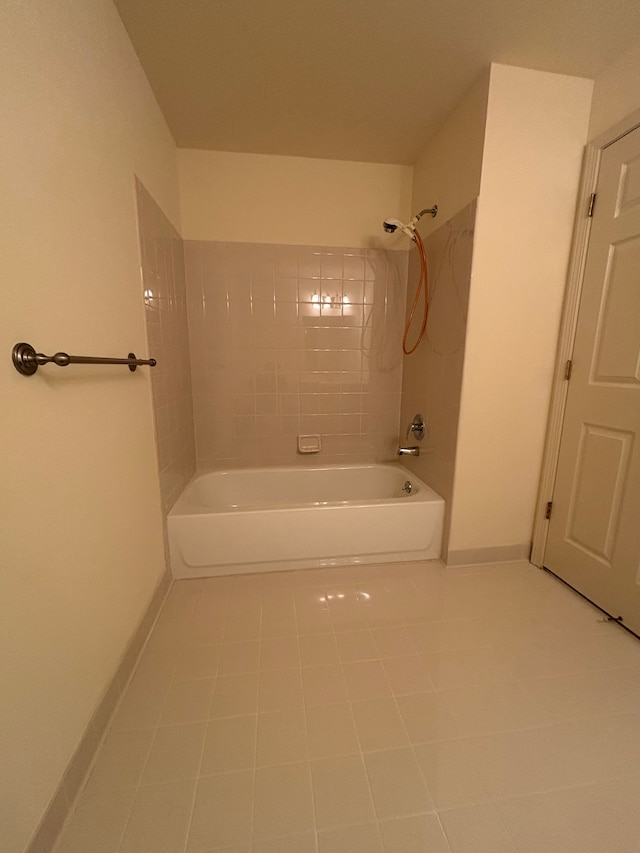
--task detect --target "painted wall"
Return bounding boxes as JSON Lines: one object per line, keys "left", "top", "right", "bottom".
{"left": 589, "top": 37, "right": 640, "bottom": 140}
{"left": 178, "top": 149, "right": 413, "bottom": 248}
{"left": 411, "top": 72, "right": 489, "bottom": 238}
{"left": 448, "top": 64, "right": 593, "bottom": 556}
{"left": 0, "top": 1, "right": 179, "bottom": 850}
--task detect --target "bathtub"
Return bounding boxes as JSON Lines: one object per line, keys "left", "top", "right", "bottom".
{"left": 167, "top": 463, "right": 444, "bottom": 578}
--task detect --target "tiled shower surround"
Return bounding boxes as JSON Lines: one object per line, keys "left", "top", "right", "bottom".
{"left": 136, "top": 181, "right": 196, "bottom": 515}
{"left": 400, "top": 202, "right": 476, "bottom": 555}
{"left": 185, "top": 242, "right": 409, "bottom": 469}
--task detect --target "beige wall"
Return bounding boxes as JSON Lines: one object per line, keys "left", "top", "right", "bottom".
{"left": 411, "top": 72, "right": 489, "bottom": 238}
{"left": 448, "top": 64, "right": 593, "bottom": 555}
{"left": 178, "top": 149, "right": 413, "bottom": 248}
{"left": 0, "top": 1, "right": 179, "bottom": 850}
{"left": 589, "top": 37, "right": 640, "bottom": 140}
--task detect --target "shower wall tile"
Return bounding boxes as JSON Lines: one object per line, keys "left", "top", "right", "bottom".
{"left": 399, "top": 201, "right": 476, "bottom": 555}
{"left": 136, "top": 180, "right": 196, "bottom": 524}
{"left": 185, "top": 241, "right": 408, "bottom": 469}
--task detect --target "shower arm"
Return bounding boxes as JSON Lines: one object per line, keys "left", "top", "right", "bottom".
{"left": 409, "top": 207, "right": 438, "bottom": 229}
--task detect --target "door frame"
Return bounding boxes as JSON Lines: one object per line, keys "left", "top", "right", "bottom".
{"left": 531, "top": 108, "right": 640, "bottom": 567}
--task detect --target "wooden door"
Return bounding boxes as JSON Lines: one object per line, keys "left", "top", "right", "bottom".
{"left": 544, "top": 125, "right": 640, "bottom": 635}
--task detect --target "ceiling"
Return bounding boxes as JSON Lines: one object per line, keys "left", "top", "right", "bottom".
{"left": 114, "top": 0, "right": 640, "bottom": 165}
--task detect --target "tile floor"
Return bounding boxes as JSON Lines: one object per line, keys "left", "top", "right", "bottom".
{"left": 54, "top": 560, "right": 640, "bottom": 853}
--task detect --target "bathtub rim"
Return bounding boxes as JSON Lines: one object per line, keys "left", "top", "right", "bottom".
{"left": 169, "top": 461, "right": 442, "bottom": 517}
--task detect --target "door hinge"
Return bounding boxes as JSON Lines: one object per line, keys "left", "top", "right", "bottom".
{"left": 564, "top": 359, "right": 573, "bottom": 380}
{"left": 545, "top": 501, "right": 553, "bottom": 520}
{"left": 587, "top": 193, "right": 597, "bottom": 217}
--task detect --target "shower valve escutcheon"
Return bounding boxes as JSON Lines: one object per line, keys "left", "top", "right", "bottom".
{"left": 406, "top": 413, "right": 426, "bottom": 442}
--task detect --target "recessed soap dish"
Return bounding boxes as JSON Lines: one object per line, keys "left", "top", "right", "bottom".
{"left": 298, "top": 434, "right": 321, "bottom": 454}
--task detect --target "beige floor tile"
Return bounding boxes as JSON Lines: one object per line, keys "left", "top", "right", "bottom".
{"left": 201, "top": 715, "right": 256, "bottom": 774}
{"left": 574, "top": 711, "right": 640, "bottom": 779}
{"left": 258, "top": 668, "right": 304, "bottom": 711}
{"left": 253, "top": 762, "right": 315, "bottom": 841}
{"left": 161, "top": 678, "right": 216, "bottom": 725}
{"left": 305, "top": 703, "right": 360, "bottom": 759}
{"left": 164, "top": 579, "right": 203, "bottom": 608}
{"left": 110, "top": 680, "right": 169, "bottom": 732}
{"left": 294, "top": 587, "right": 329, "bottom": 613}
{"left": 382, "top": 655, "right": 434, "bottom": 695}
{"left": 302, "top": 664, "right": 348, "bottom": 706}
{"left": 438, "top": 803, "right": 517, "bottom": 853}
{"left": 210, "top": 673, "right": 259, "bottom": 718}
{"left": 463, "top": 724, "right": 596, "bottom": 799}
{"left": 414, "top": 741, "right": 490, "bottom": 809}
{"left": 256, "top": 708, "right": 308, "bottom": 766}
{"left": 253, "top": 835, "right": 317, "bottom": 853}
{"left": 119, "top": 779, "right": 196, "bottom": 853}
{"left": 218, "top": 640, "right": 260, "bottom": 675}
{"left": 223, "top": 612, "right": 261, "bottom": 642}
{"left": 396, "top": 692, "right": 459, "bottom": 744}
{"left": 311, "top": 755, "right": 376, "bottom": 829}
{"left": 438, "top": 682, "right": 543, "bottom": 737}
{"left": 54, "top": 788, "right": 136, "bottom": 853}
{"left": 142, "top": 722, "right": 207, "bottom": 784}
{"left": 342, "top": 660, "right": 391, "bottom": 701}
{"left": 318, "top": 822, "right": 384, "bottom": 853}
{"left": 131, "top": 646, "right": 181, "bottom": 686}
{"left": 494, "top": 788, "right": 587, "bottom": 853}
{"left": 371, "top": 626, "right": 418, "bottom": 658}
{"left": 405, "top": 622, "right": 443, "bottom": 655}
{"left": 83, "top": 728, "right": 154, "bottom": 794}
{"left": 379, "top": 814, "right": 451, "bottom": 853}
{"left": 188, "top": 771, "right": 254, "bottom": 851}
{"left": 328, "top": 600, "right": 369, "bottom": 631}
{"left": 55, "top": 561, "right": 640, "bottom": 853}
{"left": 147, "top": 611, "right": 192, "bottom": 650}
{"left": 260, "top": 636, "right": 300, "bottom": 670}
{"left": 186, "top": 612, "right": 227, "bottom": 645}
{"left": 196, "top": 845, "right": 250, "bottom": 853}
{"left": 364, "top": 748, "right": 433, "bottom": 820}
{"left": 262, "top": 609, "right": 299, "bottom": 638}
{"left": 351, "top": 698, "right": 409, "bottom": 752}
{"left": 261, "top": 587, "right": 296, "bottom": 609}
{"left": 191, "top": 594, "right": 228, "bottom": 624}
{"left": 297, "top": 608, "right": 334, "bottom": 635}
{"left": 421, "top": 647, "right": 515, "bottom": 691}
{"left": 175, "top": 644, "right": 221, "bottom": 681}
{"left": 335, "top": 630, "right": 378, "bottom": 662}
{"left": 519, "top": 667, "right": 640, "bottom": 724}
{"left": 560, "top": 775, "right": 640, "bottom": 853}
{"left": 299, "top": 634, "right": 340, "bottom": 666}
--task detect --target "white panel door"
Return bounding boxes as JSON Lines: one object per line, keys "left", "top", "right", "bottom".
{"left": 544, "top": 125, "right": 640, "bottom": 635}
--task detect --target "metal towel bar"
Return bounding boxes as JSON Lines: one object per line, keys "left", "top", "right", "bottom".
{"left": 12, "top": 342, "right": 156, "bottom": 375}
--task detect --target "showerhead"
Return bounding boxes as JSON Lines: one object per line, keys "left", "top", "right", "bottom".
{"left": 383, "top": 218, "right": 400, "bottom": 233}
{"left": 382, "top": 218, "right": 415, "bottom": 239}
{"left": 382, "top": 206, "right": 438, "bottom": 240}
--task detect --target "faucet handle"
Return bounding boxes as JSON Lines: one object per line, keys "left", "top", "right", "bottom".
{"left": 407, "top": 413, "right": 425, "bottom": 442}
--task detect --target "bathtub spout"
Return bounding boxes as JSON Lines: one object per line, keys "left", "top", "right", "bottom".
{"left": 398, "top": 446, "right": 420, "bottom": 457}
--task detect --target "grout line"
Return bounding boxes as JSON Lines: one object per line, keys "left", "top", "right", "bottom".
{"left": 178, "top": 577, "right": 228, "bottom": 853}
{"left": 294, "top": 582, "right": 320, "bottom": 853}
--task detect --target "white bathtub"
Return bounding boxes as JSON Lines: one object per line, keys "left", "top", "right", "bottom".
{"left": 167, "top": 463, "right": 444, "bottom": 578}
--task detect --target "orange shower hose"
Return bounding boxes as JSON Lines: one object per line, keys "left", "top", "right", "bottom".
{"left": 402, "top": 229, "right": 429, "bottom": 355}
